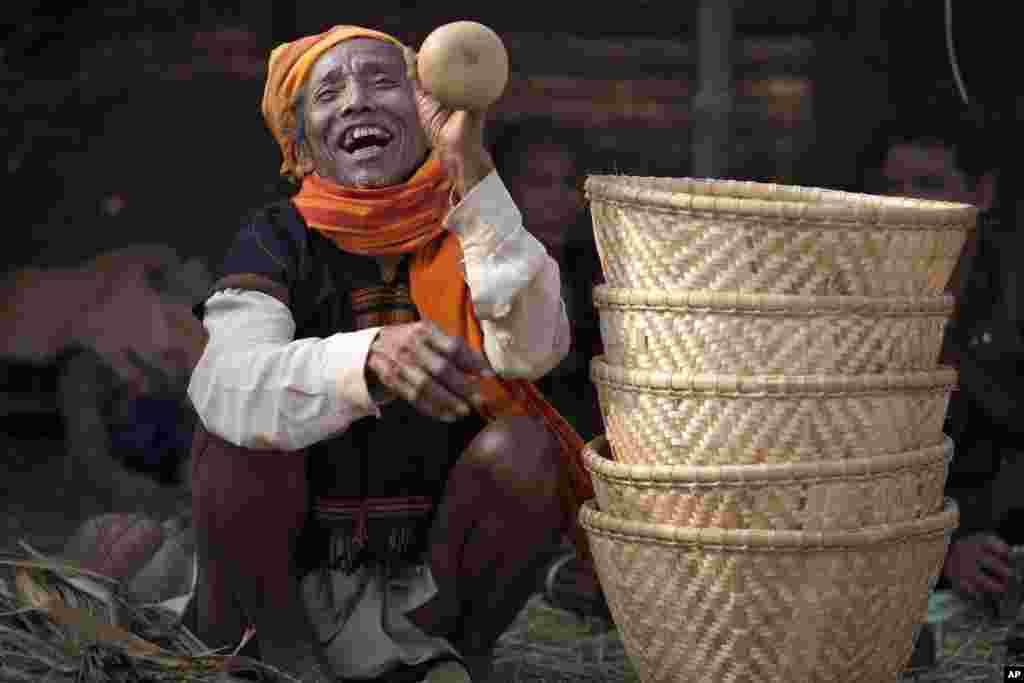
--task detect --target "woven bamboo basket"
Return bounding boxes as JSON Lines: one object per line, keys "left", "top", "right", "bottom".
{"left": 591, "top": 357, "right": 956, "bottom": 467}
{"left": 594, "top": 285, "right": 954, "bottom": 375}
{"left": 585, "top": 175, "right": 976, "bottom": 296}
{"left": 583, "top": 434, "right": 953, "bottom": 531}
{"left": 579, "top": 498, "right": 958, "bottom": 683}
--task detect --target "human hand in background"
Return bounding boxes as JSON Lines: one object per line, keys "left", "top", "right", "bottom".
{"left": 943, "top": 532, "right": 1011, "bottom": 599}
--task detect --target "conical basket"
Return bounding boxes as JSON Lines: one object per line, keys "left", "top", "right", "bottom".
{"left": 580, "top": 498, "right": 958, "bottom": 683}
{"left": 585, "top": 175, "right": 976, "bottom": 296}
{"left": 591, "top": 357, "right": 956, "bottom": 467}
{"left": 594, "top": 286, "right": 954, "bottom": 375}
{"left": 583, "top": 435, "right": 953, "bottom": 531}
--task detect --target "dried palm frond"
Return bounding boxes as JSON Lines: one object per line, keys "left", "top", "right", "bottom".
{"left": 0, "top": 542, "right": 301, "bottom": 683}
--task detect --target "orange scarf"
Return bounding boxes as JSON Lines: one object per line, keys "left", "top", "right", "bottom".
{"left": 293, "top": 158, "right": 594, "bottom": 560}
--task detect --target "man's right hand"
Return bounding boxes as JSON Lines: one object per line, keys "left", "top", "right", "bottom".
{"left": 943, "top": 532, "right": 1011, "bottom": 598}
{"left": 365, "top": 321, "right": 493, "bottom": 422}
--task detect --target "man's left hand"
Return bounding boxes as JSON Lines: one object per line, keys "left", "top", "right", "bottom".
{"left": 405, "top": 47, "right": 495, "bottom": 198}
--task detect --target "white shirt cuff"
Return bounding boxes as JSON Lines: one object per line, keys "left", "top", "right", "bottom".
{"left": 323, "top": 327, "right": 383, "bottom": 419}
{"left": 442, "top": 171, "right": 548, "bottom": 320}
{"left": 443, "top": 170, "right": 523, "bottom": 241}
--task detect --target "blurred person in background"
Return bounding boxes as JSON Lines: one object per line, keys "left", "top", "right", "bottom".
{"left": 859, "top": 107, "right": 1020, "bottom": 609}
{"left": 491, "top": 117, "right": 610, "bottom": 620}
{"left": 490, "top": 116, "right": 604, "bottom": 442}
{"left": 1, "top": 246, "right": 209, "bottom": 518}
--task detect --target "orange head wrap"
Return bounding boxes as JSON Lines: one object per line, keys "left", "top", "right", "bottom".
{"left": 261, "top": 25, "right": 409, "bottom": 181}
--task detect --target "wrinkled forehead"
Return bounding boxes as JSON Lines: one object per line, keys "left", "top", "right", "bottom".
{"left": 308, "top": 37, "right": 408, "bottom": 87}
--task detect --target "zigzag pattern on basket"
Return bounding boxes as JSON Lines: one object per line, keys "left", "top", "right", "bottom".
{"left": 596, "top": 381, "right": 952, "bottom": 466}
{"left": 583, "top": 505, "right": 953, "bottom": 683}
{"left": 591, "top": 200, "right": 967, "bottom": 296}
{"left": 597, "top": 305, "right": 949, "bottom": 375}
{"left": 590, "top": 458, "right": 949, "bottom": 531}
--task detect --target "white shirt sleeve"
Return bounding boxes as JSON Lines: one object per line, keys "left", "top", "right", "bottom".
{"left": 189, "top": 172, "right": 570, "bottom": 450}
{"left": 187, "top": 289, "right": 382, "bottom": 451}
{"left": 444, "top": 171, "right": 571, "bottom": 381}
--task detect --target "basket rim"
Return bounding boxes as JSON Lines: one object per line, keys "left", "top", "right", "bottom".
{"left": 590, "top": 356, "right": 958, "bottom": 394}
{"left": 584, "top": 175, "right": 977, "bottom": 229}
{"left": 592, "top": 285, "right": 955, "bottom": 315}
{"left": 583, "top": 434, "right": 953, "bottom": 484}
{"left": 579, "top": 497, "right": 958, "bottom": 548}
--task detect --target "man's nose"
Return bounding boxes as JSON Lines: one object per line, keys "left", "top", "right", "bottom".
{"left": 341, "top": 81, "right": 373, "bottom": 114}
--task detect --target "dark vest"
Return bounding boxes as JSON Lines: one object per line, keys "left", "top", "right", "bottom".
{"left": 210, "top": 200, "right": 486, "bottom": 573}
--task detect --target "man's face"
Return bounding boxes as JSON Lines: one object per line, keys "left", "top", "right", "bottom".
{"left": 302, "top": 38, "right": 428, "bottom": 188}
{"left": 507, "top": 143, "right": 584, "bottom": 252}
{"left": 876, "top": 142, "right": 972, "bottom": 203}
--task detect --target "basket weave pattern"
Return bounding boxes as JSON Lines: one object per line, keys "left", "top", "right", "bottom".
{"left": 584, "top": 435, "right": 952, "bottom": 531}
{"left": 595, "top": 287, "right": 953, "bottom": 375}
{"left": 591, "top": 201, "right": 967, "bottom": 296}
{"left": 581, "top": 499, "right": 957, "bottom": 683}
{"left": 585, "top": 176, "right": 974, "bottom": 297}
{"left": 580, "top": 174, "right": 966, "bottom": 681}
{"left": 593, "top": 358, "right": 955, "bottom": 466}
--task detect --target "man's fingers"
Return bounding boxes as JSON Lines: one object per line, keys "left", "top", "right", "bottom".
{"left": 369, "top": 353, "right": 449, "bottom": 420}
{"left": 452, "top": 343, "right": 494, "bottom": 377}
{"left": 399, "top": 363, "right": 471, "bottom": 422}
{"left": 369, "top": 324, "right": 487, "bottom": 420}
{"left": 414, "top": 343, "right": 481, "bottom": 404}
{"left": 424, "top": 327, "right": 493, "bottom": 376}
{"left": 402, "top": 46, "right": 419, "bottom": 83}
{"left": 458, "top": 108, "right": 486, "bottom": 131}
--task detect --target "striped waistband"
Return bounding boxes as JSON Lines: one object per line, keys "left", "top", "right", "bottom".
{"left": 314, "top": 496, "right": 434, "bottom": 519}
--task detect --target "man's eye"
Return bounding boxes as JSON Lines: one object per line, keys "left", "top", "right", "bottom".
{"left": 317, "top": 88, "right": 340, "bottom": 102}
{"left": 375, "top": 78, "right": 399, "bottom": 88}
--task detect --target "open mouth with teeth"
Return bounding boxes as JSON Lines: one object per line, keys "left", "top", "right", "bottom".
{"left": 340, "top": 124, "right": 394, "bottom": 156}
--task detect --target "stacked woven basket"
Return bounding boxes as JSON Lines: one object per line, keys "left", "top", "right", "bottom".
{"left": 579, "top": 176, "right": 977, "bottom": 682}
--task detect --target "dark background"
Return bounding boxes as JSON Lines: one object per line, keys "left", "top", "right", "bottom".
{"left": 4, "top": 0, "right": 1017, "bottom": 275}
{"left": 1, "top": 0, "right": 1021, "bottom": 621}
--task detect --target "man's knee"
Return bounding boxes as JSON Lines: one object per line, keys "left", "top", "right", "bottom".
{"left": 462, "top": 414, "right": 562, "bottom": 503}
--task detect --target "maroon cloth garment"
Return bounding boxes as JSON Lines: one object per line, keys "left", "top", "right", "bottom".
{"left": 190, "top": 423, "right": 308, "bottom": 649}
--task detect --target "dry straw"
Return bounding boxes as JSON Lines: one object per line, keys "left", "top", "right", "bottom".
{"left": 0, "top": 542, "right": 299, "bottom": 683}
{"left": 585, "top": 175, "right": 976, "bottom": 296}
{"left": 579, "top": 498, "right": 958, "bottom": 683}
{"left": 583, "top": 434, "right": 952, "bottom": 531}
{"left": 591, "top": 357, "right": 956, "bottom": 467}
{"left": 594, "top": 285, "right": 954, "bottom": 375}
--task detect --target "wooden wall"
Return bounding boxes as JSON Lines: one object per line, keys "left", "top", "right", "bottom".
{"left": 487, "top": 33, "right": 815, "bottom": 181}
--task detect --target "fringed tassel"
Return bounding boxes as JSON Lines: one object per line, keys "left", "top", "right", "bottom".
{"left": 386, "top": 524, "right": 416, "bottom": 575}
{"left": 355, "top": 498, "right": 369, "bottom": 548}
{"left": 324, "top": 517, "right": 422, "bottom": 575}
{"left": 328, "top": 523, "right": 365, "bottom": 576}
{"left": 316, "top": 495, "right": 434, "bottom": 575}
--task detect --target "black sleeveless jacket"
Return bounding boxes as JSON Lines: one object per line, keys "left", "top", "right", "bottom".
{"left": 197, "top": 199, "right": 485, "bottom": 569}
